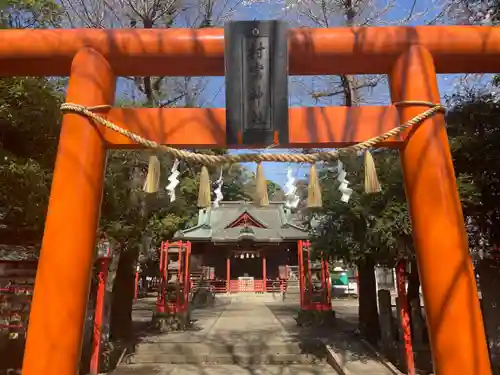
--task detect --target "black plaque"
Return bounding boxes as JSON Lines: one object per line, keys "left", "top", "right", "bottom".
{"left": 225, "top": 20, "right": 289, "bottom": 147}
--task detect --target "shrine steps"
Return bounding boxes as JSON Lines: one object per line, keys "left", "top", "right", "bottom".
{"left": 110, "top": 363, "right": 338, "bottom": 374}
{"left": 223, "top": 293, "right": 283, "bottom": 302}
{"left": 111, "top": 296, "right": 340, "bottom": 374}
{"left": 128, "top": 341, "right": 327, "bottom": 365}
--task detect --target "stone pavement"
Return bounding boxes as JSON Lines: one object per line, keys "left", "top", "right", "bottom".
{"left": 111, "top": 295, "right": 396, "bottom": 375}
{"left": 113, "top": 295, "right": 335, "bottom": 374}
{"left": 267, "top": 299, "right": 398, "bottom": 375}
{"left": 112, "top": 364, "right": 336, "bottom": 374}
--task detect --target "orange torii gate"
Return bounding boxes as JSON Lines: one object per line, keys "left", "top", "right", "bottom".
{"left": 3, "top": 26, "right": 497, "bottom": 375}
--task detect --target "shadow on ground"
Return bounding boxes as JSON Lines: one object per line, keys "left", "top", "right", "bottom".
{"left": 266, "top": 302, "right": 384, "bottom": 368}
{"left": 110, "top": 297, "right": 337, "bottom": 374}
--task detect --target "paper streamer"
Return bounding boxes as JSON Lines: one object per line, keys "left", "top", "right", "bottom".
{"left": 337, "top": 161, "right": 353, "bottom": 203}
{"left": 213, "top": 169, "right": 224, "bottom": 208}
{"left": 284, "top": 167, "right": 300, "bottom": 208}
{"left": 166, "top": 159, "right": 180, "bottom": 202}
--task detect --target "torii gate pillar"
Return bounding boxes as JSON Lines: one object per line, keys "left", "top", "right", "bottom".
{"left": 391, "top": 46, "right": 491, "bottom": 375}
{"left": 22, "top": 48, "right": 116, "bottom": 375}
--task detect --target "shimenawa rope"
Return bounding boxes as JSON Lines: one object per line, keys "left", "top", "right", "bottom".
{"left": 59, "top": 101, "right": 445, "bottom": 165}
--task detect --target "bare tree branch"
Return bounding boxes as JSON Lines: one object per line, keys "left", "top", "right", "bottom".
{"left": 311, "top": 77, "right": 381, "bottom": 100}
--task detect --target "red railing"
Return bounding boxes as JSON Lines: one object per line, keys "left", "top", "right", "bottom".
{"left": 190, "top": 279, "right": 288, "bottom": 294}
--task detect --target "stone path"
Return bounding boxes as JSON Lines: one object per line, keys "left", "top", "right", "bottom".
{"left": 113, "top": 364, "right": 336, "bottom": 374}
{"left": 113, "top": 295, "right": 335, "bottom": 374}
{"left": 111, "top": 295, "right": 396, "bottom": 375}
{"left": 204, "top": 297, "right": 290, "bottom": 344}
{"left": 268, "top": 300, "right": 398, "bottom": 375}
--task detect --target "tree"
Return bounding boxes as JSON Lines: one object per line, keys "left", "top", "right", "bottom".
{"left": 0, "top": 0, "right": 64, "bottom": 245}
{"left": 100, "top": 147, "right": 256, "bottom": 340}
{"left": 446, "top": 90, "right": 500, "bottom": 248}
{"left": 273, "top": 0, "right": 431, "bottom": 344}
{"left": 308, "top": 151, "right": 413, "bottom": 343}
{"left": 267, "top": 180, "right": 285, "bottom": 201}
{"left": 253, "top": 0, "right": 433, "bottom": 106}
{"left": 101, "top": 150, "right": 203, "bottom": 340}
{"left": 445, "top": 88, "right": 500, "bottom": 366}
{"left": 443, "top": 0, "right": 500, "bottom": 25}
{"left": 58, "top": 0, "right": 243, "bottom": 107}
{"left": 0, "top": 0, "right": 61, "bottom": 28}
{"left": 221, "top": 164, "right": 253, "bottom": 202}
{"left": 0, "top": 77, "right": 63, "bottom": 244}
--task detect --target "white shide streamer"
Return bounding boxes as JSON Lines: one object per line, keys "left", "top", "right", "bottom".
{"left": 166, "top": 159, "right": 180, "bottom": 202}
{"left": 213, "top": 169, "right": 224, "bottom": 209}
{"left": 284, "top": 167, "right": 300, "bottom": 209}
{"left": 337, "top": 160, "right": 353, "bottom": 203}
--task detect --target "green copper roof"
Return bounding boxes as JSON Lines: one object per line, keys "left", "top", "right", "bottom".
{"left": 173, "top": 201, "right": 308, "bottom": 243}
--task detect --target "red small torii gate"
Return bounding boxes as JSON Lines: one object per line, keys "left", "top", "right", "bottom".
{"left": 1, "top": 26, "right": 496, "bottom": 375}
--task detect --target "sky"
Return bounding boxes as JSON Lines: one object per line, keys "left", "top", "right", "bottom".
{"left": 117, "top": 0, "right": 493, "bottom": 189}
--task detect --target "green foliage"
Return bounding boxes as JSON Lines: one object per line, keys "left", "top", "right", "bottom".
{"left": 310, "top": 89, "right": 500, "bottom": 265}
{"left": 240, "top": 169, "right": 284, "bottom": 202}
{"left": 0, "top": 0, "right": 62, "bottom": 28}
{"left": 310, "top": 151, "right": 412, "bottom": 266}
{"left": 267, "top": 180, "right": 285, "bottom": 201}
{"left": 0, "top": 0, "right": 64, "bottom": 245}
{"left": 221, "top": 164, "right": 253, "bottom": 202}
{"left": 0, "top": 77, "right": 63, "bottom": 244}
{"left": 0, "top": 77, "right": 63, "bottom": 167}
{"left": 446, "top": 90, "right": 500, "bottom": 248}
{"left": 0, "top": 1, "right": 259, "bottom": 253}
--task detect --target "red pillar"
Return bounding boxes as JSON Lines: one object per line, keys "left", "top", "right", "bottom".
{"left": 134, "top": 265, "right": 140, "bottom": 300}
{"left": 226, "top": 255, "right": 230, "bottom": 294}
{"left": 90, "top": 257, "right": 110, "bottom": 375}
{"left": 298, "top": 240, "right": 305, "bottom": 309}
{"left": 22, "top": 48, "right": 115, "bottom": 375}
{"left": 323, "top": 256, "right": 332, "bottom": 307}
{"left": 306, "top": 241, "right": 312, "bottom": 307}
{"left": 390, "top": 46, "right": 491, "bottom": 375}
{"left": 157, "top": 242, "right": 166, "bottom": 313}
{"left": 396, "top": 260, "right": 415, "bottom": 375}
{"left": 262, "top": 253, "right": 267, "bottom": 292}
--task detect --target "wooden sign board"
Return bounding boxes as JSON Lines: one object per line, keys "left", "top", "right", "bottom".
{"left": 224, "top": 20, "right": 289, "bottom": 147}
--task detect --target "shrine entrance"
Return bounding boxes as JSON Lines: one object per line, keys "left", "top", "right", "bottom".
{"left": 10, "top": 24, "right": 497, "bottom": 375}
{"left": 229, "top": 251, "right": 263, "bottom": 279}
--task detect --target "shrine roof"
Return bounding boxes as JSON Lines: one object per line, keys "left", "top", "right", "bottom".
{"left": 0, "top": 245, "right": 38, "bottom": 262}
{"left": 173, "top": 201, "right": 308, "bottom": 243}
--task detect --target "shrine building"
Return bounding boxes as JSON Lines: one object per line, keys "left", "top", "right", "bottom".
{"left": 173, "top": 201, "right": 308, "bottom": 293}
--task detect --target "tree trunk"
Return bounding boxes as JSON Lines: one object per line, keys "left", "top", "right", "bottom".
{"left": 102, "top": 246, "right": 121, "bottom": 344}
{"left": 357, "top": 255, "right": 381, "bottom": 345}
{"left": 477, "top": 257, "right": 500, "bottom": 366}
{"left": 110, "top": 247, "right": 138, "bottom": 341}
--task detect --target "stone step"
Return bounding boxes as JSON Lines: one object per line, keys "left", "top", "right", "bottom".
{"left": 131, "top": 342, "right": 327, "bottom": 365}
{"left": 130, "top": 352, "right": 324, "bottom": 365}
{"left": 135, "top": 342, "right": 304, "bottom": 355}
{"left": 112, "top": 363, "right": 339, "bottom": 374}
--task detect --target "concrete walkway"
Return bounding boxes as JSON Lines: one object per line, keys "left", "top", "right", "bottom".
{"left": 204, "top": 297, "right": 289, "bottom": 344}
{"left": 112, "top": 295, "right": 397, "bottom": 375}
{"left": 113, "top": 295, "right": 336, "bottom": 374}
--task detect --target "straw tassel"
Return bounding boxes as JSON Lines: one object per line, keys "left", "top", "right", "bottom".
{"left": 197, "top": 166, "right": 211, "bottom": 208}
{"left": 307, "top": 164, "right": 322, "bottom": 208}
{"left": 143, "top": 155, "right": 161, "bottom": 193}
{"left": 364, "top": 150, "right": 381, "bottom": 194}
{"left": 254, "top": 162, "right": 269, "bottom": 206}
